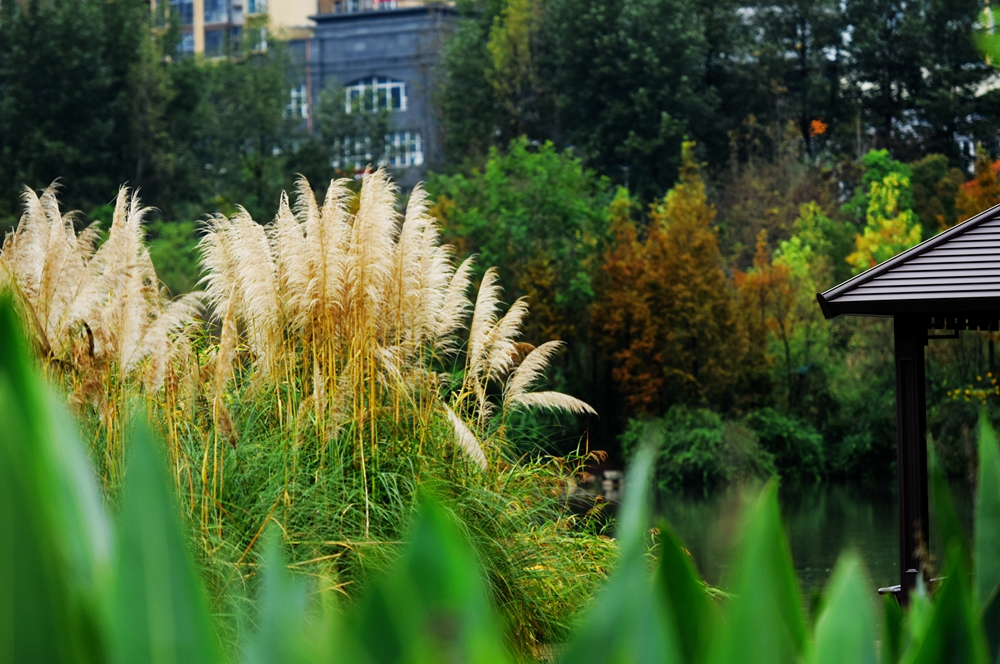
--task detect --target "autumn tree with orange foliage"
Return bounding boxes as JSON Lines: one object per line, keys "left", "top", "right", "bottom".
{"left": 590, "top": 190, "right": 662, "bottom": 415}
{"left": 593, "top": 142, "right": 745, "bottom": 417}
{"left": 956, "top": 146, "right": 1000, "bottom": 223}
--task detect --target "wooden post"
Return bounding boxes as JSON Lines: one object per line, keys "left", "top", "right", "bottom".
{"left": 893, "top": 314, "right": 929, "bottom": 603}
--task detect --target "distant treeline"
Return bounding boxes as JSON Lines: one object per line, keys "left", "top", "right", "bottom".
{"left": 4, "top": 0, "right": 1000, "bottom": 482}
{"left": 439, "top": 0, "right": 999, "bottom": 201}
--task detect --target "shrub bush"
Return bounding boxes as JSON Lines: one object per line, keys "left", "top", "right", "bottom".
{"left": 621, "top": 406, "right": 776, "bottom": 489}
{"left": 743, "top": 407, "right": 824, "bottom": 482}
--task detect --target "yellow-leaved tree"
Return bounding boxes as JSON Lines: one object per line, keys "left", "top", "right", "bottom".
{"left": 847, "top": 172, "right": 922, "bottom": 274}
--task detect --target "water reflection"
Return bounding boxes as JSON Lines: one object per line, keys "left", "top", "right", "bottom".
{"left": 656, "top": 480, "right": 973, "bottom": 597}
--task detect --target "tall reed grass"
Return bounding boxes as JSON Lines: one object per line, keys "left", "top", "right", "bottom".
{"left": 0, "top": 173, "right": 609, "bottom": 655}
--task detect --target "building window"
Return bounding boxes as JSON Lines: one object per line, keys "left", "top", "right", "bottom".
{"left": 170, "top": 0, "right": 194, "bottom": 25}
{"left": 204, "top": 28, "right": 226, "bottom": 55}
{"left": 333, "top": 131, "right": 424, "bottom": 171}
{"left": 247, "top": 0, "right": 267, "bottom": 14}
{"left": 204, "top": 0, "right": 228, "bottom": 24}
{"left": 287, "top": 84, "right": 309, "bottom": 120}
{"left": 386, "top": 131, "right": 423, "bottom": 167}
{"left": 344, "top": 77, "right": 407, "bottom": 113}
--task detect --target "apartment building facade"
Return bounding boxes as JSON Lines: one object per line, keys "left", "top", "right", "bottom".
{"left": 303, "top": 3, "right": 457, "bottom": 187}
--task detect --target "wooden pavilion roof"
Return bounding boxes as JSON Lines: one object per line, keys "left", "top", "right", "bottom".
{"left": 818, "top": 203, "right": 1000, "bottom": 319}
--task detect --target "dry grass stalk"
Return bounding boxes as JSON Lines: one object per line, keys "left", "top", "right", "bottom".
{"left": 0, "top": 184, "right": 203, "bottom": 484}
{"left": 200, "top": 169, "right": 595, "bottom": 472}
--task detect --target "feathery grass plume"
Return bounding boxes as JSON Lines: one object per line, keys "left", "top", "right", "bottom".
{"left": 508, "top": 391, "right": 598, "bottom": 416}
{"left": 444, "top": 404, "right": 487, "bottom": 469}
{"left": 1, "top": 185, "right": 201, "bottom": 384}
{"left": 3, "top": 175, "right": 612, "bottom": 656}
{"left": 1, "top": 184, "right": 203, "bottom": 487}
{"left": 434, "top": 255, "right": 475, "bottom": 354}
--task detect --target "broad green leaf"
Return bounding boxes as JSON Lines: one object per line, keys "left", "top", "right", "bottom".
{"left": 902, "top": 543, "right": 989, "bottom": 664}
{"left": 111, "top": 417, "right": 221, "bottom": 664}
{"left": 810, "top": 553, "right": 876, "bottom": 664}
{"left": 975, "top": 413, "right": 1000, "bottom": 660}
{"left": 654, "top": 522, "right": 714, "bottom": 664}
{"left": 346, "top": 496, "right": 510, "bottom": 664}
{"left": 0, "top": 294, "right": 110, "bottom": 664}
{"left": 244, "top": 529, "right": 315, "bottom": 664}
{"left": 708, "top": 482, "right": 806, "bottom": 664}
{"left": 883, "top": 594, "right": 905, "bottom": 664}
{"left": 560, "top": 444, "right": 683, "bottom": 664}
{"left": 929, "top": 437, "right": 969, "bottom": 570}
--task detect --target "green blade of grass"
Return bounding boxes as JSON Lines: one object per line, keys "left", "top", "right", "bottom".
{"left": 929, "top": 437, "right": 970, "bottom": 571}
{"left": 559, "top": 444, "right": 683, "bottom": 664}
{"left": 244, "top": 529, "right": 314, "bottom": 664}
{"left": 0, "top": 294, "right": 110, "bottom": 663}
{"left": 975, "top": 412, "right": 1000, "bottom": 660}
{"left": 810, "top": 553, "right": 876, "bottom": 664}
{"left": 111, "top": 417, "right": 221, "bottom": 664}
{"left": 653, "top": 522, "right": 714, "bottom": 664}
{"left": 346, "top": 496, "right": 510, "bottom": 664}
{"left": 708, "top": 482, "right": 806, "bottom": 664}
{"left": 883, "top": 593, "right": 905, "bottom": 664}
{"left": 901, "top": 543, "right": 989, "bottom": 664}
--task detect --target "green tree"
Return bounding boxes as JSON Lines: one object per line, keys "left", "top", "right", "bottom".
{"left": 436, "top": 0, "right": 507, "bottom": 168}
{"left": 749, "top": 0, "right": 848, "bottom": 158}
{"left": 430, "top": 138, "right": 611, "bottom": 351}
{"left": 543, "top": 0, "right": 711, "bottom": 201}
{"left": 0, "top": 0, "right": 149, "bottom": 218}
{"left": 846, "top": 0, "right": 995, "bottom": 159}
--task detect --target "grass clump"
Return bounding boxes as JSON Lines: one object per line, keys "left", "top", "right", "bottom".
{"left": 0, "top": 173, "right": 613, "bottom": 657}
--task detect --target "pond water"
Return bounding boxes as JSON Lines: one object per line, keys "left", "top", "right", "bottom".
{"left": 655, "top": 480, "right": 974, "bottom": 598}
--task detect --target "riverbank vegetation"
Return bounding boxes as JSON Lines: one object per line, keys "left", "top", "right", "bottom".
{"left": 6, "top": 296, "right": 1000, "bottom": 660}
{"left": 0, "top": 174, "right": 617, "bottom": 656}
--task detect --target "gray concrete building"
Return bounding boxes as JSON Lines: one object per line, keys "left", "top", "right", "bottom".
{"left": 304, "top": 4, "right": 457, "bottom": 187}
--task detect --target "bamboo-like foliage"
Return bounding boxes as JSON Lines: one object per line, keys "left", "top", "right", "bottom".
{"left": 0, "top": 185, "right": 202, "bottom": 482}
{"left": 200, "top": 170, "right": 594, "bottom": 477}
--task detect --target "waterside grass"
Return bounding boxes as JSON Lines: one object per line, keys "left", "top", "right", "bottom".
{"left": 0, "top": 173, "right": 612, "bottom": 657}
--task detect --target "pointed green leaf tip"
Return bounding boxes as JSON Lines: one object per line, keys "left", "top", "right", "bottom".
{"left": 901, "top": 544, "right": 989, "bottom": 664}
{"left": 559, "top": 442, "right": 684, "bottom": 664}
{"left": 654, "top": 522, "right": 714, "bottom": 664}
{"left": 882, "top": 594, "right": 904, "bottom": 664}
{"left": 0, "top": 293, "right": 111, "bottom": 663}
{"left": 709, "top": 482, "right": 806, "bottom": 664}
{"left": 111, "top": 416, "right": 221, "bottom": 664}
{"left": 810, "top": 554, "right": 876, "bottom": 664}
{"left": 347, "top": 495, "right": 509, "bottom": 664}
{"left": 975, "top": 412, "right": 1000, "bottom": 659}
{"left": 928, "top": 437, "right": 969, "bottom": 571}
{"left": 244, "top": 529, "right": 313, "bottom": 664}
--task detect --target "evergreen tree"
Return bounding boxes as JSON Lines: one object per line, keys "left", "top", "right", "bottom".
{"left": 750, "top": 0, "right": 848, "bottom": 158}
{"left": 543, "top": 0, "right": 711, "bottom": 201}
{"left": 0, "top": 0, "right": 147, "bottom": 218}
{"left": 649, "top": 142, "right": 740, "bottom": 406}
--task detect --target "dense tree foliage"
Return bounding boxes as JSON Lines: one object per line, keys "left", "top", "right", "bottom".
{"left": 0, "top": 0, "right": 317, "bottom": 226}
{"left": 438, "top": 0, "right": 1000, "bottom": 198}
{"left": 7, "top": 0, "right": 1000, "bottom": 482}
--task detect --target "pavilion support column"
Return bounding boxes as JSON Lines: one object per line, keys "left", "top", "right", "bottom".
{"left": 893, "top": 314, "right": 929, "bottom": 603}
